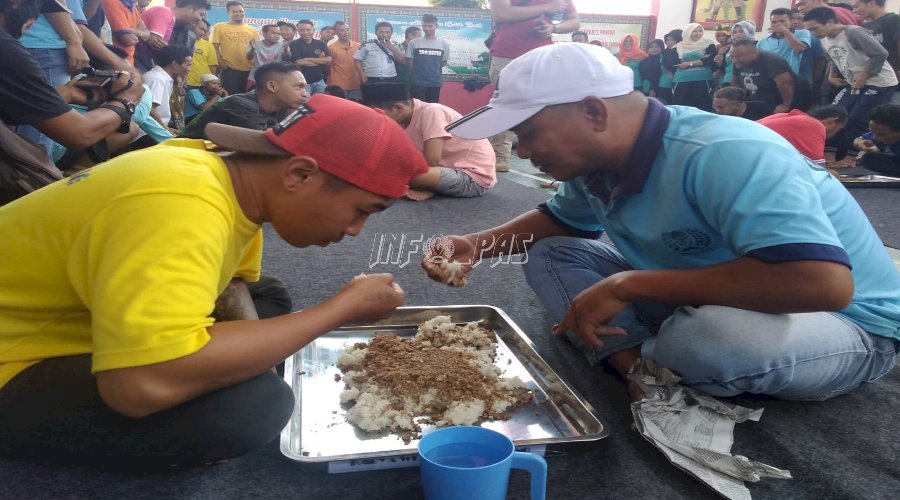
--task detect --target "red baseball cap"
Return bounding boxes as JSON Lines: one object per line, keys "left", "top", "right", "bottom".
{"left": 205, "top": 94, "right": 428, "bottom": 198}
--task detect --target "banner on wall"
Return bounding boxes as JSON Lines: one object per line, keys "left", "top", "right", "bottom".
{"left": 551, "top": 15, "right": 651, "bottom": 57}
{"left": 207, "top": 1, "right": 350, "bottom": 36}
{"left": 357, "top": 6, "right": 492, "bottom": 81}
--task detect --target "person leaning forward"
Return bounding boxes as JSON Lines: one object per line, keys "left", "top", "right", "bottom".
{"left": 0, "top": 94, "right": 428, "bottom": 466}
{"left": 428, "top": 43, "right": 900, "bottom": 403}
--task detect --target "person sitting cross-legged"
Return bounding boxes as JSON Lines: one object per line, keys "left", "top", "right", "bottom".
{"left": 361, "top": 82, "right": 496, "bottom": 201}
{"left": 0, "top": 94, "right": 428, "bottom": 467}
{"left": 425, "top": 43, "right": 900, "bottom": 404}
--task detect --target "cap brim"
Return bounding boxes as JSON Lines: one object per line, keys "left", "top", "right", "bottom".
{"left": 445, "top": 104, "right": 545, "bottom": 140}
{"left": 204, "top": 123, "right": 290, "bottom": 156}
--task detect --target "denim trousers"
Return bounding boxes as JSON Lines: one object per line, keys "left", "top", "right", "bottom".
{"left": 523, "top": 236, "right": 899, "bottom": 401}
{"left": 14, "top": 48, "right": 71, "bottom": 157}
{"left": 307, "top": 79, "right": 327, "bottom": 95}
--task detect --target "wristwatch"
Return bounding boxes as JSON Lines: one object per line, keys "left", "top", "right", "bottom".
{"left": 101, "top": 98, "right": 136, "bottom": 134}
{"left": 109, "top": 97, "right": 137, "bottom": 115}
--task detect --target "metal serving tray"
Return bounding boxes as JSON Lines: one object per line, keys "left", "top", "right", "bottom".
{"left": 280, "top": 305, "right": 608, "bottom": 464}
{"left": 840, "top": 174, "right": 900, "bottom": 188}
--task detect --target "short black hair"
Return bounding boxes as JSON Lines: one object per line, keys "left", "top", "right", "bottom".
{"left": 405, "top": 26, "right": 422, "bottom": 37}
{"left": 732, "top": 38, "right": 758, "bottom": 49}
{"left": 422, "top": 14, "right": 438, "bottom": 24}
{"left": 333, "top": 21, "right": 348, "bottom": 29}
{"left": 803, "top": 6, "right": 838, "bottom": 24}
{"left": 864, "top": 0, "right": 887, "bottom": 7}
{"left": 319, "top": 25, "right": 333, "bottom": 31}
{"left": 770, "top": 7, "right": 793, "bottom": 18}
{"left": 714, "top": 86, "right": 750, "bottom": 102}
{"left": 375, "top": 21, "right": 393, "bottom": 31}
{"left": 277, "top": 21, "right": 296, "bottom": 30}
{"left": 255, "top": 61, "right": 302, "bottom": 87}
{"left": 571, "top": 31, "right": 588, "bottom": 40}
{"left": 807, "top": 105, "right": 848, "bottom": 123}
{"left": 224, "top": 1, "right": 242, "bottom": 11}
{"left": 791, "top": 8, "right": 802, "bottom": 15}
{"left": 196, "top": 18, "right": 210, "bottom": 28}
{"left": 176, "top": 0, "right": 211, "bottom": 9}
{"left": 869, "top": 103, "right": 900, "bottom": 131}
{"left": 324, "top": 85, "right": 346, "bottom": 98}
{"left": 262, "top": 24, "right": 279, "bottom": 35}
{"left": 152, "top": 44, "right": 192, "bottom": 67}
{"left": 648, "top": 38, "right": 665, "bottom": 50}
{"left": 297, "top": 19, "right": 314, "bottom": 27}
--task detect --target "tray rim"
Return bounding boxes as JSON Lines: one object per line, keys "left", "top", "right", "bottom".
{"left": 279, "top": 304, "right": 609, "bottom": 463}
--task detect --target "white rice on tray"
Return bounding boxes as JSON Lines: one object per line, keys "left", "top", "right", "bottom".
{"left": 335, "top": 315, "right": 532, "bottom": 442}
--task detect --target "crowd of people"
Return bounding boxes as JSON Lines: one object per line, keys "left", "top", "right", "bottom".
{"left": 0, "top": 0, "right": 898, "bottom": 472}
{"left": 609, "top": 1, "right": 900, "bottom": 166}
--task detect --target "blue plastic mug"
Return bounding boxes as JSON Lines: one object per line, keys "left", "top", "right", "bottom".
{"left": 417, "top": 426, "right": 547, "bottom": 500}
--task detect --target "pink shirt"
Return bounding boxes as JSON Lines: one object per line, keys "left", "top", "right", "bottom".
{"left": 142, "top": 6, "right": 174, "bottom": 41}
{"left": 407, "top": 99, "right": 497, "bottom": 188}
{"left": 833, "top": 6, "right": 860, "bottom": 26}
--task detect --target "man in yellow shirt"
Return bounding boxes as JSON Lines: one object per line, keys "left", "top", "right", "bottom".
{"left": 187, "top": 18, "right": 219, "bottom": 88}
{"left": 211, "top": 1, "right": 258, "bottom": 95}
{"left": 0, "top": 94, "right": 428, "bottom": 466}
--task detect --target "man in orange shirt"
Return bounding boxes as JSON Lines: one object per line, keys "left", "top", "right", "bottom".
{"left": 104, "top": 0, "right": 150, "bottom": 63}
{"left": 327, "top": 21, "right": 361, "bottom": 100}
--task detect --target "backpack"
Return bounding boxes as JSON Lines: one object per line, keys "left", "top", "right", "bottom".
{"left": 0, "top": 119, "right": 63, "bottom": 206}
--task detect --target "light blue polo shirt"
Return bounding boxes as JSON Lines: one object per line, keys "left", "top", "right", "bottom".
{"left": 542, "top": 101, "right": 900, "bottom": 339}
{"left": 20, "top": 0, "right": 88, "bottom": 50}
{"left": 756, "top": 29, "right": 811, "bottom": 75}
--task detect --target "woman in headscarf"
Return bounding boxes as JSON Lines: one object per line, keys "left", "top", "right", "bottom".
{"left": 712, "top": 24, "right": 732, "bottom": 87}
{"left": 720, "top": 20, "right": 756, "bottom": 89}
{"left": 667, "top": 23, "right": 717, "bottom": 111}
{"left": 638, "top": 39, "right": 666, "bottom": 102}
{"left": 618, "top": 34, "right": 648, "bottom": 91}
{"left": 659, "top": 29, "right": 682, "bottom": 105}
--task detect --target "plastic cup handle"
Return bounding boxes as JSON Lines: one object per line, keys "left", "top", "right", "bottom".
{"left": 510, "top": 451, "right": 547, "bottom": 500}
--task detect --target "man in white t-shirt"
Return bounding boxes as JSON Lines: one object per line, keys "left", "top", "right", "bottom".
{"left": 361, "top": 83, "right": 496, "bottom": 201}
{"left": 143, "top": 44, "right": 193, "bottom": 133}
{"left": 248, "top": 24, "right": 286, "bottom": 87}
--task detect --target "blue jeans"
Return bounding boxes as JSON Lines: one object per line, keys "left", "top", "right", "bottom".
{"left": 523, "top": 236, "right": 899, "bottom": 401}
{"left": 307, "top": 79, "right": 327, "bottom": 96}
{"left": 15, "top": 48, "right": 71, "bottom": 156}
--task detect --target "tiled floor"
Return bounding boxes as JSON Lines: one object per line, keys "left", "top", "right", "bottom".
{"left": 500, "top": 153, "right": 900, "bottom": 270}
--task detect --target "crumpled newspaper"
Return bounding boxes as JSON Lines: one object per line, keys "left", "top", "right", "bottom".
{"left": 628, "top": 357, "right": 792, "bottom": 500}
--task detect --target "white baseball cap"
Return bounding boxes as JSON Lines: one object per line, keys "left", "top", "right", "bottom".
{"left": 446, "top": 43, "right": 635, "bottom": 140}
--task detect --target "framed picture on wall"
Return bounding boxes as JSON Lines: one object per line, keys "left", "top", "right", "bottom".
{"left": 691, "top": 0, "right": 767, "bottom": 30}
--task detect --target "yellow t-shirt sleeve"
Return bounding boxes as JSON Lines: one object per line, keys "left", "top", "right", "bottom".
{"left": 79, "top": 192, "right": 237, "bottom": 373}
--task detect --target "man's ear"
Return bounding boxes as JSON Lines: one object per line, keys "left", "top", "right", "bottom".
{"left": 581, "top": 96, "right": 609, "bottom": 133}
{"left": 282, "top": 156, "right": 321, "bottom": 191}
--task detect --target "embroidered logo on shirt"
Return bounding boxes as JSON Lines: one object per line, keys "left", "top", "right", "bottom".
{"left": 662, "top": 228, "right": 711, "bottom": 254}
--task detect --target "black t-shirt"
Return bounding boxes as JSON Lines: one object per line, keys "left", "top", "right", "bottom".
{"left": 289, "top": 39, "right": 329, "bottom": 83}
{"left": 178, "top": 91, "right": 282, "bottom": 139}
{"left": 0, "top": 31, "right": 72, "bottom": 126}
{"left": 864, "top": 13, "right": 900, "bottom": 75}
{"left": 735, "top": 51, "right": 793, "bottom": 118}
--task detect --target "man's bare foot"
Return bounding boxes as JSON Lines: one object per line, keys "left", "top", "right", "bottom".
{"left": 406, "top": 189, "right": 436, "bottom": 201}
